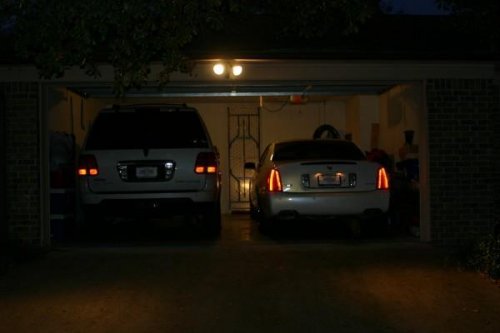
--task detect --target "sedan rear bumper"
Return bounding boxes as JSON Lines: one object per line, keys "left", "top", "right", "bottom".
{"left": 261, "top": 190, "right": 390, "bottom": 220}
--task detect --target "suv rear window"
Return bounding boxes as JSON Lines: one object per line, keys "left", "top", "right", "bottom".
{"left": 85, "top": 109, "right": 209, "bottom": 150}
{"left": 273, "top": 140, "right": 366, "bottom": 161}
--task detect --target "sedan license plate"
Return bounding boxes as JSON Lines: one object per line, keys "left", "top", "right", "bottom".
{"left": 318, "top": 173, "right": 341, "bottom": 186}
{"left": 136, "top": 166, "right": 158, "bottom": 179}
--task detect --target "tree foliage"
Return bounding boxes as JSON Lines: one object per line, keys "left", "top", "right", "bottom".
{"left": 0, "top": 0, "right": 380, "bottom": 94}
{"left": 2, "top": 0, "right": 225, "bottom": 94}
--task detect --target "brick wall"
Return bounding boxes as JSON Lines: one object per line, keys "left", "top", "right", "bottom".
{"left": 0, "top": 91, "right": 6, "bottom": 246}
{"left": 0, "top": 82, "right": 41, "bottom": 246}
{"left": 426, "top": 79, "right": 500, "bottom": 245}
{"left": 495, "top": 82, "right": 500, "bottom": 231}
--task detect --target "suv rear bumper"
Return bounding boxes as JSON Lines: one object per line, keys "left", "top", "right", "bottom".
{"left": 80, "top": 187, "right": 219, "bottom": 204}
{"left": 261, "top": 190, "right": 390, "bottom": 220}
{"left": 83, "top": 199, "right": 219, "bottom": 218}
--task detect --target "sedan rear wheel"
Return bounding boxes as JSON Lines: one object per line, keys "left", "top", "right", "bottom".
{"left": 347, "top": 217, "right": 362, "bottom": 239}
{"left": 258, "top": 217, "right": 278, "bottom": 235}
{"left": 249, "top": 202, "right": 261, "bottom": 221}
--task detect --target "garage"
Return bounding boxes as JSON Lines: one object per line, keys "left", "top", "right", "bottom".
{"left": 2, "top": 55, "right": 498, "bottom": 247}
{"left": 2, "top": 3, "right": 499, "bottom": 249}
{"left": 43, "top": 60, "right": 429, "bottom": 242}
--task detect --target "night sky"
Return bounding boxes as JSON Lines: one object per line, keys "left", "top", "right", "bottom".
{"left": 382, "top": 0, "right": 449, "bottom": 15}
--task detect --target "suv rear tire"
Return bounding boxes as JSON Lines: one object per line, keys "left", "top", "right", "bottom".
{"left": 201, "top": 203, "right": 221, "bottom": 237}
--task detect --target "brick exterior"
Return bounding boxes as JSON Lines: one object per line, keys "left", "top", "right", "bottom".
{"left": 426, "top": 79, "right": 500, "bottom": 245}
{"left": 0, "top": 83, "right": 41, "bottom": 246}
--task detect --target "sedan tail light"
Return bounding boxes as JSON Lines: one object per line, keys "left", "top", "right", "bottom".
{"left": 78, "top": 154, "right": 99, "bottom": 176}
{"left": 377, "top": 167, "right": 389, "bottom": 190}
{"left": 194, "top": 152, "right": 218, "bottom": 174}
{"left": 267, "top": 168, "right": 283, "bottom": 192}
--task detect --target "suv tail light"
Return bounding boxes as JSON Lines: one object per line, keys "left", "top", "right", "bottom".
{"left": 78, "top": 154, "right": 99, "bottom": 176}
{"left": 266, "top": 168, "right": 283, "bottom": 192}
{"left": 377, "top": 167, "right": 389, "bottom": 190}
{"left": 194, "top": 152, "right": 218, "bottom": 174}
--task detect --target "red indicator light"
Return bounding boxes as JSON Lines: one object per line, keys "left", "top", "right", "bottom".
{"left": 78, "top": 155, "right": 99, "bottom": 177}
{"left": 267, "top": 168, "right": 283, "bottom": 192}
{"left": 377, "top": 167, "right": 389, "bottom": 190}
{"left": 194, "top": 152, "right": 218, "bottom": 175}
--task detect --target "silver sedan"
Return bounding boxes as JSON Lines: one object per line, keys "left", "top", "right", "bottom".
{"left": 245, "top": 139, "right": 390, "bottom": 231}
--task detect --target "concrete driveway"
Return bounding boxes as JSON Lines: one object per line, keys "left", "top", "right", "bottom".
{"left": 1, "top": 214, "right": 499, "bottom": 333}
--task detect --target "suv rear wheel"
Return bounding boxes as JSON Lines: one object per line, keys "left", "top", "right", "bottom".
{"left": 201, "top": 202, "right": 221, "bottom": 237}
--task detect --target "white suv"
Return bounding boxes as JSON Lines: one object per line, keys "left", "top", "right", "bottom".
{"left": 77, "top": 104, "right": 221, "bottom": 235}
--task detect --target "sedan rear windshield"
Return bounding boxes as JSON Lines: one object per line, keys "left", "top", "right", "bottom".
{"left": 273, "top": 140, "right": 366, "bottom": 161}
{"left": 85, "top": 110, "right": 209, "bottom": 150}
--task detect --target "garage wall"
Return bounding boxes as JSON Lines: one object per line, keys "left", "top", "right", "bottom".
{"left": 346, "top": 97, "right": 359, "bottom": 146}
{"left": 346, "top": 96, "right": 381, "bottom": 153}
{"left": 359, "top": 96, "right": 380, "bottom": 152}
{"left": 379, "top": 84, "right": 423, "bottom": 163}
{"left": 190, "top": 102, "right": 231, "bottom": 213}
{"left": 259, "top": 98, "right": 346, "bottom": 145}
{"left": 48, "top": 88, "right": 100, "bottom": 151}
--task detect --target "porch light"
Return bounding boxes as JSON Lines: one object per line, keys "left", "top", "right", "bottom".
{"left": 212, "top": 62, "right": 244, "bottom": 78}
{"left": 213, "top": 63, "right": 225, "bottom": 76}
{"left": 232, "top": 65, "right": 243, "bottom": 76}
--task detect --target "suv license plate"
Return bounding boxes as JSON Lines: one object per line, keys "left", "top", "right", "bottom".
{"left": 318, "top": 173, "right": 341, "bottom": 186}
{"left": 136, "top": 166, "right": 158, "bottom": 178}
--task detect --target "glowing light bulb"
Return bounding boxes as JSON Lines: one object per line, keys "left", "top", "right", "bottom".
{"left": 232, "top": 65, "right": 243, "bottom": 76}
{"left": 213, "top": 63, "right": 225, "bottom": 75}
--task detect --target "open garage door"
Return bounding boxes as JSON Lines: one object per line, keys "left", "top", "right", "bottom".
{"left": 44, "top": 79, "right": 428, "bottom": 242}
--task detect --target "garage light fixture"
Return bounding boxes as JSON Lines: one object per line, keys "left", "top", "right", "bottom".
{"left": 212, "top": 62, "right": 243, "bottom": 78}
{"left": 232, "top": 65, "right": 243, "bottom": 76}
{"left": 213, "top": 63, "right": 225, "bottom": 76}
